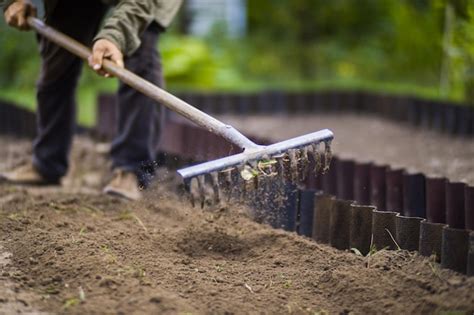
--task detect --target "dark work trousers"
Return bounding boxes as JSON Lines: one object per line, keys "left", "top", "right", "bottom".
{"left": 34, "top": 0, "right": 163, "bottom": 185}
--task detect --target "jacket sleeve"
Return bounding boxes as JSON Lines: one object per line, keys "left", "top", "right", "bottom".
{"left": 94, "top": 0, "right": 181, "bottom": 56}
{"left": 1, "top": 0, "right": 15, "bottom": 11}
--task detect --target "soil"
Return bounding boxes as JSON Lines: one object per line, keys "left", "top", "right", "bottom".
{"left": 219, "top": 113, "right": 474, "bottom": 185}
{"left": 0, "top": 130, "right": 474, "bottom": 314}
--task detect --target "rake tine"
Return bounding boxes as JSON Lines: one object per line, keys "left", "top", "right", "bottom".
{"left": 178, "top": 131, "right": 334, "bottom": 206}
{"left": 189, "top": 177, "right": 198, "bottom": 208}
{"left": 310, "top": 143, "right": 322, "bottom": 174}
{"left": 210, "top": 172, "right": 220, "bottom": 205}
{"left": 197, "top": 175, "right": 206, "bottom": 208}
{"left": 323, "top": 140, "right": 333, "bottom": 174}
{"left": 237, "top": 166, "right": 247, "bottom": 202}
{"left": 282, "top": 153, "right": 292, "bottom": 182}
{"left": 273, "top": 154, "right": 286, "bottom": 180}
{"left": 228, "top": 168, "right": 237, "bottom": 202}
{"left": 230, "top": 167, "right": 241, "bottom": 201}
{"left": 288, "top": 149, "right": 298, "bottom": 182}
{"left": 299, "top": 146, "right": 310, "bottom": 183}
{"left": 218, "top": 169, "right": 231, "bottom": 202}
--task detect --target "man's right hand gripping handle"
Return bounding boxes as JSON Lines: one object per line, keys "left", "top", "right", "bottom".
{"left": 4, "top": 0, "right": 37, "bottom": 31}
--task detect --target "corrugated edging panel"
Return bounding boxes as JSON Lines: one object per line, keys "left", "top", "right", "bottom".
{"left": 0, "top": 100, "right": 37, "bottom": 138}
{"left": 93, "top": 94, "right": 474, "bottom": 275}
{"left": 350, "top": 204, "right": 375, "bottom": 256}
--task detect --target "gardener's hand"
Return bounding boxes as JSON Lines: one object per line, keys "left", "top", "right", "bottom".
{"left": 4, "top": 0, "right": 37, "bottom": 31}
{"left": 88, "top": 39, "right": 124, "bottom": 78}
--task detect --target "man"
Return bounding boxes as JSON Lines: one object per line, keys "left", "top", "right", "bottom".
{"left": 0, "top": 0, "right": 182, "bottom": 200}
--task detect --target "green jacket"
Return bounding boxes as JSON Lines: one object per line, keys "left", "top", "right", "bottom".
{"left": 1, "top": 0, "right": 182, "bottom": 55}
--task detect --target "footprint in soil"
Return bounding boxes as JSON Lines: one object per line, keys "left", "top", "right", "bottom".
{"left": 176, "top": 227, "right": 248, "bottom": 258}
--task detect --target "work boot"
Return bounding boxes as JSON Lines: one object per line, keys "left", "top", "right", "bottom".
{"left": 0, "top": 162, "right": 59, "bottom": 185}
{"left": 103, "top": 169, "right": 143, "bottom": 201}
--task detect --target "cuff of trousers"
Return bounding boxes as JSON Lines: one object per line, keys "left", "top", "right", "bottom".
{"left": 112, "top": 162, "right": 157, "bottom": 188}
{"left": 32, "top": 156, "right": 63, "bottom": 183}
{"left": 1, "top": 0, "right": 15, "bottom": 12}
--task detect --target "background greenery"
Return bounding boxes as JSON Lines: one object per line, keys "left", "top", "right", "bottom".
{"left": 0, "top": 0, "right": 473, "bottom": 126}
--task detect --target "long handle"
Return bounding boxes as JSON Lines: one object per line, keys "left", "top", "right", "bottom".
{"left": 27, "top": 17, "right": 258, "bottom": 150}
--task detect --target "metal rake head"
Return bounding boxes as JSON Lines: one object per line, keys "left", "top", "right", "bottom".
{"left": 178, "top": 129, "right": 334, "bottom": 207}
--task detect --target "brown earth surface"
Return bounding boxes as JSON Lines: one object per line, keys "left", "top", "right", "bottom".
{"left": 219, "top": 113, "right": 474, "bottom": 185}
{"left": 0, "top": 119, "right": 474, "bottom": 314}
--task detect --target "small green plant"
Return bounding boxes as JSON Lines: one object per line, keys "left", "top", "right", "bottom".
{"left": 117, "top": 210, "right": 134, "bottom": 221}
{"left": 368, "top": 243, "right": 378, "bottom": 257}
{"left": 63, "top": 298, "right": 79, "bottom": 310}
{"left": 215, "top": 264, "right": 224, "bottom": 272}
{"left": 78, "top": 226, "right": 86, "bottom": 236}
{"left": 283, "top": 279, "right": 292, "bottom": 289}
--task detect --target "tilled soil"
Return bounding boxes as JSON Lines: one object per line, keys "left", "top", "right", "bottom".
{"left": 1, "top": 183, "right": 474, "bottom": 315}
{"left": 0, "top": 130, "right": 473, "bottom": 314}
{"left": 219, "top": 113, "right": 474, "bottom": 185}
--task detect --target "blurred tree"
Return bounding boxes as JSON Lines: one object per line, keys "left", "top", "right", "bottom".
{"left": 0, "top": 0, "right": 472, "bottom": 105}
{"left": 0, "top": 19, "right": 39, "bottom": 88}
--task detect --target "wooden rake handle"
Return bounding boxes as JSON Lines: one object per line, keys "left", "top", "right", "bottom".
{"left": 27, "top": 16, "right": 257, "bottom": 150}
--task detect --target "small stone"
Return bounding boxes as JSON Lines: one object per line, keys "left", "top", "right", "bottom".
{"left": 52, "top": 275, "right": 62, "bottom": 282}
{"left": 20, "top": 219, "right": 30, "bottom": 225}
{"left": 448, "top": 278, "right": 462, "bottom": 286}
{"left": 149, "top": 297, "right": 161, "bottom": 304}
{"left": 277, "top": 294, "right": 287, "bottom": 300}
{"left": 40, "top": 278, "right": 52, "bottom": 286}
{"left": 99, "top": 278, "right": 117, "bottom": 288}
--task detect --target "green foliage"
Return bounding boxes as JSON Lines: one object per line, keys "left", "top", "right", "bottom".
{"left": 160, "top": 34, "right": 241, "bottom": 89}
{"left": 245, "top": 0, "right": 447, "bottom": 86}
{"left": 1, "top": 0, "right": 474, "bottom": 126}
{"left": 450, "top": 3, "right": 474, "bottom": 103}
{"left": 0, "top": 19, "right": 39, "bottom": 88}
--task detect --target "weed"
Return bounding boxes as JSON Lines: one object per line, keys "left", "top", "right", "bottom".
{"left": 79, "top": 226, "right": 86, "bottom": 236}
{"left": 7, "top": 213, "right": 21, "bottom": 221}
{"left": 100, "top": 244, "right": 110, "bottom": 253}
{"left": 283, "top": 280, "right": 292, "bottom": 289}
{"left": 117, "top": 210, "right": 134, "bottom": 221}
{"left": 215, "top": 264, "right": 224, "bottom": 272}
{"left": 44, "top": 286, "right": 60, "bottom": 295}
{"left": 132, "top": 214, "right": 148, "bottom": 232}
{"left": 63, "top": 298, "right": 79, "bottom": 310}
{"left": 78, "top": 286, "right": 86, "bottom": 301}
{"left": 100, "top": 244, "right": 117, "bottom": 264}
{"left": 385, "top": 228, "right": 401, "bottom": 250}
{"left": 78, "top": 205, "right": 100, "bottom": 213}
{"left": 133, "top": 267, "right": 146, "bottom": 279}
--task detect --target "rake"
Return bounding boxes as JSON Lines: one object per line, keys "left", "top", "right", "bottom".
{"left": 28, "top": 17, "right": 334, "bottom": 203}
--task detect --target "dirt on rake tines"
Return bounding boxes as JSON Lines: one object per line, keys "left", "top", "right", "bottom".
{"left": 0, "top": 137, "right": 473, "bottom": 315}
